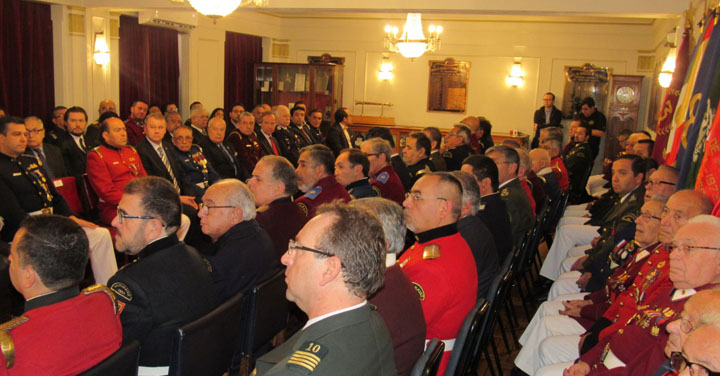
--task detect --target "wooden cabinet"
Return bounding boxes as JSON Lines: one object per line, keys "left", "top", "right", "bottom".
{"left": 254, "top": 63, "right": 343, "bottom": 122}
{"left": 606, "top": 74, "right": 644, "bottom": 158}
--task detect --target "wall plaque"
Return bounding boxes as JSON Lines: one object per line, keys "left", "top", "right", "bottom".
{"left": 427, "top": 58, "right": 470, "bottom": 113}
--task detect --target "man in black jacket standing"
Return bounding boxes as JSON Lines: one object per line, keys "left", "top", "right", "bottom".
{"left": 531, "top": 92, "right": 563, "bottom": 149}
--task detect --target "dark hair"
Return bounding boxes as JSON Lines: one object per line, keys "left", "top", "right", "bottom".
{"left": 462, "top": 154, "right": 499, "bottom": 191}
{"left": 478, "top": 118, "right": 494, "bottom": 147}
{"left": 63, "top": 106, "right": 88, "bottom": 123}
{"left": 15, "top": 215, "right": 89, "bottom": 289}
{"left": 426, "top": 171, "right": 464, "bottom": 219}
{"left": 423, "top": 127, "right": 443, "bottom": 145}
{"left": 308, "top": 108, "right": 323, "bottom": 117}
{"left": 616, "top": 154, "right": 646, "bottom": 177}
{"left": 545, "top": 92, "right": 556, "bottom": 100}
{"left": 366, "top": 127, "right": 395, "bottom": 148}
{"left": 580, "top": 97, "right": 595, "bottom": 108}
{"left": 644, "top": 157, "right": 659, "bottom": 173}
{"left": 124, "top": 177, "right": 182, "bottom": 232}
{"left": 639, "top": 130, "right": 652, "bottom": 138}
{"left": 260, "top": 111, "right": 274, "bottom": 122}
{"left": 334, "top": 109, "right": 348, "bottom": 125}
{"left": 131, "top": 100, "right": 148, "bottom": 108}
{"left": 0, "top": 105, "right": 8, "bottom": 116}
{"left": 162, "top": 103, "right": 177, "bottom": 114}
{"left": 343, "top": 148, "right": 370, "bottom": 177}
{"left": 408, "top": 132, "right": 431, "bottom": 157}
{"left": 486, "top": 144, "right": 520, "bottom": 175}
{"left": 315, "top": 203, "right": 386, "bottom": 298}
{"left": 637, "top": 139, "right": 655, "bottom": 150}
{"left": 301, "top": 144, "right": 335, "bottom": 175}
{"left": 99, "top": 112, "right": 121, "bottom": 133}
{"left": 190, "top": 101, "right": 202, "bottom": 111}
{"left": 618, "top": 129, "right": 632, "bottom": 138}
{"left": 51, "top": 106, "right": 67, "bottom": 117}
{"left": 261, "top": 155, "right": 298, "bottom": 195}
{"left": 209, "top": 107, "right": 224, "bottom": 119}
{"left": 575, "top": 124, "right": 590, "bottom": 135}
{"left": 0, "top": 116, "right": 25, "bottom": 135}
{"left": 230, "top": 103, "right": 244, "bottom": 111}
{"left": 290, "top": 106, "right": 306, "bottom": 117}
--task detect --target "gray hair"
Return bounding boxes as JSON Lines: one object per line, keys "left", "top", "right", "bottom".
{"left": 315, "top": 203, "right": 387, "bottom": 298}
{"left": 212, "top": 179, "right": 257, "bottom": 220}
{"left": 239, "top": 111, "right": 254, "bottom": 121}
{"left": 426, "top": 171, "right": 464, "bottom": 220}
{"left": 260, "top": 155, "right": 298, "bottom": 195}
{"left": 687, "top": 215, "right": 720, "bottom": 227}
{"left": 272, "top": 105, "right": 289, "bottom": 120}
{"left": 24, "top": 115, "right": 43, "bottom": 127}
{"left": 515, "top": 147, "right": 531, "bottom": 168}
{"left": 453, "top": 124, "right": 472, "bottom": 145}
{"left": 450, "top": 170, "right": 481, "bottom": 216}
{"left": 362, "top": 137, "right": 392, "bottom": 162}
{"left": 350, "top": 197, "right": 405, "bottom": 254}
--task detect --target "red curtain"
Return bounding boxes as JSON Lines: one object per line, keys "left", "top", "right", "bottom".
{"left": 119, "top": 16, "right": 179, "bottom": 119}
{"left": 0, "top": 0, "right": 54, "bottom": 118}
{"left": 224, "top": 31, "right": 262, "bottom": 111}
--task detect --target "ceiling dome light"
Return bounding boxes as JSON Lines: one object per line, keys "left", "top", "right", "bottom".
{"left": 188, "top": 0, "right": 242, "bottom": 18}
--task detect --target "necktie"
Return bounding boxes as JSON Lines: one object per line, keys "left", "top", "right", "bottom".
{"left": 79, "top": 136, "right": 87, "bottom": 152}
{"left": 33, "top": 148, "right": 54, "bottom": 181}
{"left": 270, "top": 137, "right": 280, "bottom": 155}
{"left": 157, "top": 146, "right": 180, "bottom": 192}
{"left": 218, "top": 144, "right": 238, "bottom": 177}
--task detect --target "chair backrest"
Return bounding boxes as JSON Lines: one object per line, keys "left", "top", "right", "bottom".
{"left": 80, "top": 173, "right": 100, "bottom": 215}
{"left": 470, "top": 267, "right": 513, "bottom": 372}
{"left": 168, "top": 291, "right": 247, "bottom": 376}
{"left": 78, "top": 340, "right": 141, "bottom": 376}
{"left": 53, "top": 176, "right": 84, "bottom": 215}
{"left": 410, "top": 338, "right": 445, "bottom": 376}
{"left": 240, "top": 269, "right": 289, "bottom": 356}
{"left": 445, "top": 299, "right": 490, "bottom": 375}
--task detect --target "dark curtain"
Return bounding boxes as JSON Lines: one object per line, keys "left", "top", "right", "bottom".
{"left": 119, "top": 16, "right": 179, "bottom": 119}
{"left": 0, "top": 0, "right": 54, "bottom": 118}
{"left": 224, "top": 31, "right": 262, "bottom": 111}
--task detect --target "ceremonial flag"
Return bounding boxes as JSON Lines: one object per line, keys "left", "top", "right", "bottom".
{"left": 677, "top": 13, "right": 720, "bottom": 188}
{"left": 713, "top": 199, "right": 720, "bottom": 217}
{"left": 652, "top": 28, "right": 690, "bottom": 164}
{"left": 695, "top": 97, "right": 720, "bottom": 204}
{"left": 665, "top": 14, "right": 716, "bottom": 166}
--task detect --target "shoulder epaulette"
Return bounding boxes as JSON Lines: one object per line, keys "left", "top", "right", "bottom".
{"left": 83, "top": 284, "right": 119, "bottom": 314}
{"left": 128, "top": 145, "right": 138, "bottom": 153}
{"left": 0, "top": 315, "right": 29, "bottom": 369}
{"left": 90, "top": 146, "right": 103, "bottom": 158}
{"left": 193, "top": 144, "right": 203, "bottom": 153}
{"left": 297, "top": 202, "right": 309, "bottom": 217}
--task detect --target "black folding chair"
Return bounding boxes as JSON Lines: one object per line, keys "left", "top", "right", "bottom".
{"left": 79, "top": 340, "right": 141, "bottom": 376}
{"left": 444, "top": 298, "right": 490, "bottom": 376}
{"left": 169, "top": 291, "right": 247, "bottom": 376}
{"left": 410, "top": 338, "right": 445, "bottom": 376}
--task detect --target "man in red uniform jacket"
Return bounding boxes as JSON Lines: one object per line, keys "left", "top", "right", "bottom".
{"left": 124, "top": 100, "right": 148, "bottom": 146}
{"left": 543, "top": 137, "right": 569, "bottom": 191}
{"left": 87, "top": 117, "right": 147, "bottom": 224}
{"left": 399, "top": 172, "right": 478, "bottom": 375}
{"left": 362, "top": 137, "right": 406, "bottom": 205}
{"left": 0, "top": 215, "right": 122, "bottom": 375}
{"left": 295, "top": 144, "right": 351, "bottom": 218}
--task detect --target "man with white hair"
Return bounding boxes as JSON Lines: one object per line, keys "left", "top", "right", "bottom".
{"left": 273, "top": 105, "right": 303, "bottom": 165}
{"left": 442, "top": 124, "right": 473, "bottom": 171}
{"left": 351, "top": 197, "right": 426, "bottom": 376}
{"left": 530, "top": 148, "right": 561, "bottom": 203}
{"left": 199, "top": 179, "right": 280, "bottom": 302}
{"left": 188, "top": 107, "right": 210, "bottom": 145}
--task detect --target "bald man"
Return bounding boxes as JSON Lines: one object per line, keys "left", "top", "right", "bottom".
{"left": 530, "top": 148, "right": 561, "bottom": 203}
{"left": 677, "top": 325, "right": 720, "bottom": 375}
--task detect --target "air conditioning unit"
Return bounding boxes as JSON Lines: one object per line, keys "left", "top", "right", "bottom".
{"left": 139, "top": 10, "right": 198, "bottom": 32}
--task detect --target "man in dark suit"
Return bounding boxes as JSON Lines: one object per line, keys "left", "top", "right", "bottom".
{"left": 24, "top": 116, "right": 67, "bottom": 180}
{"left": 306, "top": 108, "right": 325, "bottom": 144}
{"left": 423, "top": 126, "right": 447, "bottom": 172}
{"left": 256, "top": 111, "right": 281, "bottom": 157}
{"left": 59, "top": 106, "right": 100, "bottom": 177}
{"left": 461, "top": 154, "right": 514, "bottom": 263}
{"left": 442, "top": 124, "right": 474, "bottom": 171}
{"left": 326, "top": 108, "right": 355, "bottom": 156}
{"left": 199, "top": 117, "right": 245, "bottom": 180}
{"left": 402, "top": 132, "right": 435, "bottom": 187}
{"left": 531, "top": 92, "right": 563, "bottom": 149}
{"left": 45, "top": 106, "right": 67, "bottom": 146}
{"left": 289, "top": 106, "right": 313, "bottom": 147}
{"left": 273, "top": 105, "right": 303, "bottom": 165}
{"left": 188, "top": 107, "right": 210, "bottom": 146}
{"left": 108, "top": 177, "right": 217, "bottom": 372}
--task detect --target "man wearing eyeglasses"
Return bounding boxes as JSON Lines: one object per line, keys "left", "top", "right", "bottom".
{"left": 672, "top": 323, "right": 720, "bottom": 376}
{"left": 362, "top": 137, "right": 405, "bottom": 206}
{"left": 107, "top": 177, "right": 217, "bottom": 375}
{"left": 553, "top": 216, "right": 720, "bottom": 376}
{"left": 441, "top": 124, "right": 473, "bottom": 172}
{"left": 254, "top": 203, "right": 396, "bottom": 375}
{"left": 198, "top": 179, "right": 279, "bottom": 302}
{"left": 24, "top": 115, "right": 67, "bottom": 180}
{"left": 645, "top": 166, "right": 679, "bottom": 202}
{"left": 398, "top": 172, "right": 477, "bottom": 375}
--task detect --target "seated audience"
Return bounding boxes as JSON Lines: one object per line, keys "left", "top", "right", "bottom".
{"left": 199, "top": 117, "right": 245, "bottom": 180}
{"left": 295, "top": 144, "right": 351, "bottom": 217}
{"left": 351, "top": 197, "right": 426, "bottom": 376}
{"left": 0, "top": 215, "right": 122, "bottom": 374}
{"left": 108, "top": 177, "right": 217, "bottom": 374}
{"left": 399, "top": 172, "right": 477, "bottom": 375}
{"left": 227, "top": 111, "right": 265, "bottom": 174}
{"left": 45, "top": 106, "right": 67, "bottom": 146}
{"left": 335, "top": 148, "right": 378, "bottom": 199}
{"left": 326, "top": 108, "right": 355, "bottom": 156}
{"left": 273, "top": 105, "right": 303, "bottom": 165}
{"left": 24, "top": 116, "right": 67, "bottom": 180}
{"left": 403, "top": 132, "right": 435, "bottom": 186}
{"left": 423, "top": 126, "right": 447, "bottom": 171}
{"left": 188, "top": 107, "right": 210, "bottom": 145}
{"left": 362, "top": 137, "right": 406, "bottom": 205}
{"left": 634, "top": 138, "right": 655, "bottom": 158}
{"left": 164, "top": 111, "right": 182, "bottom": 142}
{"left": 249, "top": 155, "right": 307, "bottom": 258}
{"left": 288, "top": 106, "right": 313, "bottom": 147}
{"left": 367, "top": 127, "right": 412, "bottom": 190}
{"left": 442, "top": 124, "right": 474, "bottom": 171}
{"left": 515, "top": 147, "right": 539, "bottom": 216}
{"left": 529, "top": 148, "right": 561, "bottom": 204}
{"left": 306, "top": 108, "right": 325, "bottom": 144}
{"left": 541, "top": 136, "right": 569, "bottom": 191}
{"left": 199, "top": 179, "right": 279, "bottom": 302}
{"left": 124, "top": 100, "right": 148, "bottom": 146}
{"left": 254, "top": 203, "right": 396, "bottom": 375}
{"left": 676, "top": 325, "right": 720, "bottom": 376}
{"left": 256, "top": 111, "right": 281, "bottom": 157}
{"left": 565, "top": 123, "right": 594, "bottom": 204}
{"left": 171, "top": 126, "right": 220, "bottom": 197}
{"left": 60, "top": 106, "right": 100, "bottom": 177}
{"left": 87, "top": 116, "right": 147, "bottom": 225}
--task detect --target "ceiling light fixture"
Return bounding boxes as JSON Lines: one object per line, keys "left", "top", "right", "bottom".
{"left": 187, "top": 0, "right": 267, "bottom": 19}
{"left": 384, "top": 13, "right": 442, "bottom": 59}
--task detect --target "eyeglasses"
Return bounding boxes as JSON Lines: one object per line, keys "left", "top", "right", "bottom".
{"left": 647, "top": 179, "right": 676, "bottom": 187}
{"left": 364, "top": 153, "right": 379, "bottom": 158}
{"left": 116, "top": 208, "right": 154, "bottom": 224}
{"left": 445, "top": 133, "right": 461, "bottom": 138}
{"left": 26, "top": 128, "right": 44, "bottom": 134}
{"left": 679, "top": 318, "right": 694, "bottom": 334}
{"left": 668, "top": 243, "right": 720, "bottom": 254}
{"left": 638, "top": 212, "right": 662, "bottom": 221}
{"left": 671, "top": 351, "right": 720, "bottom": 376}
{"left": 405, "top": 191, "right": 447, "bottom": 202}
{"left": 287, "top": 239, "right": 336, "bottom": 259}
{"left": 198, "top": 203, "right": 235, "bottom": 215}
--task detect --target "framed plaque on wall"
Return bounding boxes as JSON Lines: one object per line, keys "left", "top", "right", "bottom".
{"left": 427, "top": 58, "right": 470, "bottom": 113}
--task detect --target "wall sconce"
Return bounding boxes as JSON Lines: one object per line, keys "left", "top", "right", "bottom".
{"left": 93, "top": 33, "right": 110, "bottom": 65}
{"left": 658, "top": 50, "right": 676, "bottom": 88}
{"left": 378, "top": 55, "right": 394, "bottom": 81}
{"left": 506, "top": 59, "right": 524, "bottom": 87}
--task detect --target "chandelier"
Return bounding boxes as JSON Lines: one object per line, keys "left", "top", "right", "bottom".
{"left": 187, "top": 0, "right": 268, "bottom": 18}
{"left": 384, "top": 13, "right": 442, "bottom": 59}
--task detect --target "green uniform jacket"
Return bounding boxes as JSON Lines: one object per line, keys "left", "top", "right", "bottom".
{"left": 499, "top": 178, "right": 533, "bottom": 249}
{"left": 255, "top": 304, "right": 397, "bottom": 376}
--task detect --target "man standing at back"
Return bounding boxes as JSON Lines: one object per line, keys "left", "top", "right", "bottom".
{"left": 531, "top": 92, "right": 563, "bottom": 149}
{"left": 254, "top": 203, "right": 396, "bottom": 375}
{"left": 108, "top": 177, "right": 217, "bottom": 375}
{"left": 575, "top": 96, "right": 606, "bottom": 160}
{"left": 399, "top": 172, "right": 478, "bottom": 375}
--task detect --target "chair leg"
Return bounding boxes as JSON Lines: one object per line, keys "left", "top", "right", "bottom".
{"left": 504, "top": 299, "right": 520, "bottom": 349}
{"left": 489, "top": 335, "right": 503, "bottom": 375}
{"left": 495, "top": 314, "right": 512, "bottom": 355}
{"left": 484, "top": 347, "right": 496, "bottom": 376}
